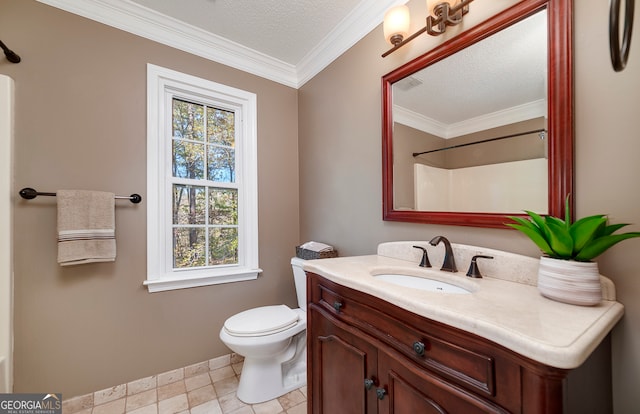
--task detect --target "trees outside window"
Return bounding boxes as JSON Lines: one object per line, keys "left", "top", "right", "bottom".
{"left": 146, "top": 64, "right": 259, "bottom": 292}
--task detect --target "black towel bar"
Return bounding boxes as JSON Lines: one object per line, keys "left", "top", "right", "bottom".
{"left": 18, "top": 187, "right": 142, "bottom": 204}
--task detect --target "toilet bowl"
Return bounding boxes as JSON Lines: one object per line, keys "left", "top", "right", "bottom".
{"left": 219, "top": 257, "right": 308, "bottom": 404}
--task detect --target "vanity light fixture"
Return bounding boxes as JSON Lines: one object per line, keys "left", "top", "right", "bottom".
{"left": 382, "top": 0, "right": 474, "bottom": 57}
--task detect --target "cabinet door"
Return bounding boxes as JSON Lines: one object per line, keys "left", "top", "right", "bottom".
{"left": 377, "top": 349, "right": 509, "bottom": 414}
{"left": 309, "top": 305, "right": 380, "bottom": 414}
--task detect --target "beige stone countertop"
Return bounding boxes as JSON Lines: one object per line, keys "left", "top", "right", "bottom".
{"left": 303, "top": 254, "right": 624, "bottom": 369}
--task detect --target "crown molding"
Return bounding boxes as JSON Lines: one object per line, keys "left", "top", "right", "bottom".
{"left": 393, "top": 106, "right": 449, "bottom": 138}
{"left": 37, "top": 0, "right": 404, "bottom": 89}
{"left": 36, "top": 0, "right": 298, "bottom": 87}
{"left": 394, "top": 99, "right": 547, "bottom": 139}
{"left": 446, "top": 99, "right": 547, "bottom": 138}
{"left": 296, "top": 0, "right": 405, "bottom": 87}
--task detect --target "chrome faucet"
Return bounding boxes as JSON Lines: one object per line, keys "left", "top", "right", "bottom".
{"left": 429, "top": 236, "right": 457, "bottom": 272}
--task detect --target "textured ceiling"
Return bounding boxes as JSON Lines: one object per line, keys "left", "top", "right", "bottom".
{"left": 129, "top": 0, "right": 364, "bottom": 65}
{"left": 394, "top": 9, "right": 547, "bottom": 135}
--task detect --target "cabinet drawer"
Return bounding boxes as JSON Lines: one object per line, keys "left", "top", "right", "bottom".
{"left": 312, "top": 275, "right": 496, "bottom": 397}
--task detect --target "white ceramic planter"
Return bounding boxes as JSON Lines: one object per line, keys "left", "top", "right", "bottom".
{"left": 537, "top": 256, "right": 602, "bottom": 306}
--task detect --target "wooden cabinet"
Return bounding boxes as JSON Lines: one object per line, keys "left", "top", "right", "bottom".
{"left": 309, "top": 305, "right": 379, "bottom": 413}
{"left": 377, "top": 349, "right": 508, "bottom": 414}
{"left": 307, "top": 272, "right": 612, "bottom": 414}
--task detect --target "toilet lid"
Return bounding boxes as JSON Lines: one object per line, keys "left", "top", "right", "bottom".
{"left": 224, "top": 305, "right": 299, "bottom": 337}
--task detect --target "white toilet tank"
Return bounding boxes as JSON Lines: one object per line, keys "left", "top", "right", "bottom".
{"left": 290, "top": 257, "right": 307, "bottom": 311}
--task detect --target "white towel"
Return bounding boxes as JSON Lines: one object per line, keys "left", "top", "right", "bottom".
{"left": 57, "top": 190, "right": 116, "bottom": 266}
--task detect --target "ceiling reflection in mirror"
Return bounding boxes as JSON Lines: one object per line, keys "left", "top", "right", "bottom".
{"left": 391, "top": 10, "right": 548, "bottom": 214}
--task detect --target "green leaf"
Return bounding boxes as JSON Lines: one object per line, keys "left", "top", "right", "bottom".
{"left": 570, "top": 215, "right": 607, "bottom": 255}
{"left": 506, "top": 223, "right": 555, "bottom": 256}
{"left": 597, "top": 222, "right": 629, "bottom": 237}
{"left": 523, "top": 210, "right": 551, "bottom": 241}
{"left": 564, "top": 194, "right": 572, "bottom": 229}
{"left": 508, "top": 216, "right": 543, "bottom": 235}
{"left": 545, "top": 218, "right": 574, "bottom": 258}
{"left": 575, "top": 232, "right": 640, "bottom": 261}
{"left": 571, "top": 214, "right": 605, "bottom": 228}
{"left": 545, "top": 215, "right": 567, "bottom": 227}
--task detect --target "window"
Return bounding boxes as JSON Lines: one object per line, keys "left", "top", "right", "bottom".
{"left": 146, "top": 64, "right": 260, "bottom": 292}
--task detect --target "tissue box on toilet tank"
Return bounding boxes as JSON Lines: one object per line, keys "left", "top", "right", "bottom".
{"left": 295, "top": 246, "right": 338, "bottom": 260}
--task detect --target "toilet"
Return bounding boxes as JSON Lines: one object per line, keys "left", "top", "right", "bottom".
{"left": 219, "top": 257, "right": 308, "bottom": 404}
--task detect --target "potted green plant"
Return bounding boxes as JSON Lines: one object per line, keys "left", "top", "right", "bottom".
{"left": 507, "top": 196, "right": 640, "bottom": 306}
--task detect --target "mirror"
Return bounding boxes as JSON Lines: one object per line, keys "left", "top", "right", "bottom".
{"left": 382, "top": 0, "right": 573, "bottom": 228}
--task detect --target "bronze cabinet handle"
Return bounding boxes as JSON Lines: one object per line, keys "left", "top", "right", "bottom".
{"left": 413, "top": 341, "right": 426, "bottom": 357}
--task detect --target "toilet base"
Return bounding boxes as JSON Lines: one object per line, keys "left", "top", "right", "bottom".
{"left": 236, "top": 358, "right": 306, "bottom": 404}
{"left": 236, "top": 333, "right": 307, "bottom": 404}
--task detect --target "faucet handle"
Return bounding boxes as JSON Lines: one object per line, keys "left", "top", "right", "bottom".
{"left": 466, "top": 255, "right": 494, "bottom": 278}
{"left": 412, "top": 246, "right": 431, "bottom": 268}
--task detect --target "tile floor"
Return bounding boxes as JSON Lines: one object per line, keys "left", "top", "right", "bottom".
{"left": 62, "top": 354, "right": 307, "bottom": 414}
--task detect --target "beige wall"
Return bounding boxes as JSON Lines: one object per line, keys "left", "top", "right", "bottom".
{"left": 0, "top": 0, "right": 299, "bottom": 397}
{"left": 393, "top": 123, "right": 445, "bottom": 209}
{"left": 442, "top": 118, "right": 547, "bottom": 169}
{"left": 3, "top": 0, "right": 640, "bottom": 411}
{"left": 299, "top": 0, "right": 640, "bottom": 412}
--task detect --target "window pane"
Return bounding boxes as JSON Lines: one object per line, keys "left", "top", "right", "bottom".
{"left": 207, "top": 146, "right": 235, "bottom": 182}
{"left": 173, "top": 227, "right": 206, "bottom": 268}
{"left": 173, "top": 98, "right": 204, "bottom": 141}
{"left": 173, "top": 185, "right": 206, "bottom": 225}
{"left": 209, "top": 227, "right": 238, "bottom": 265}
{"left": 173, "top": 141, "right": 204, "bottom": 179}
{"left": 207, "top": 107, "right": 235, "bottom": 146}
{"left": 209, "top": 188, "right": 238, "bottom": 225}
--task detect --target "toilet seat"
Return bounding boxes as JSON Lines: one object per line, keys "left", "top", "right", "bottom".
{"left": 224, "top": 305, "right": 300, "bottom": 337}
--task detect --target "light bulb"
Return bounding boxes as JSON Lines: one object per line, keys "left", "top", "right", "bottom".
{"left": 383, "top": 5, "right": 410, "bottom": 46}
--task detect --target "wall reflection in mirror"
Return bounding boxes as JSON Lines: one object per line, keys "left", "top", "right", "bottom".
{"left": 391, "top": 10, "right": 548, "bottom": 214}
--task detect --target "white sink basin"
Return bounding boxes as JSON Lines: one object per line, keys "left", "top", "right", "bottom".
{"left": 373, "top": 274, "right": 472, "bottom": 294}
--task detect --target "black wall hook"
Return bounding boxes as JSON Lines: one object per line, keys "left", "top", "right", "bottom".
{"left": 610, "top": 0, "right": 635, "bottom": 71}
{"left": 0, "top": 40, "right": 21, "bottom": 64}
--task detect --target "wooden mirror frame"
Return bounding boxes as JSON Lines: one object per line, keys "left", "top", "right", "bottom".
{"left": 382, "top": 0, "right": 573, "bottom": 228}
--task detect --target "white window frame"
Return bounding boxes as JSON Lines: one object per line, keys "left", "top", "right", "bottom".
{"left": 145, "top": 64, "right": 261, "bottom": 292}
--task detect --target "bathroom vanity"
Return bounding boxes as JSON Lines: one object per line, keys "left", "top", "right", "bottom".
{"left": 304, "top": 242, "right": 624, "bottom": 413}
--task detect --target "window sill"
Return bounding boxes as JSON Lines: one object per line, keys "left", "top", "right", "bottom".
{"left": 144, "top": 268, "right": 262, "bottom": 293}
